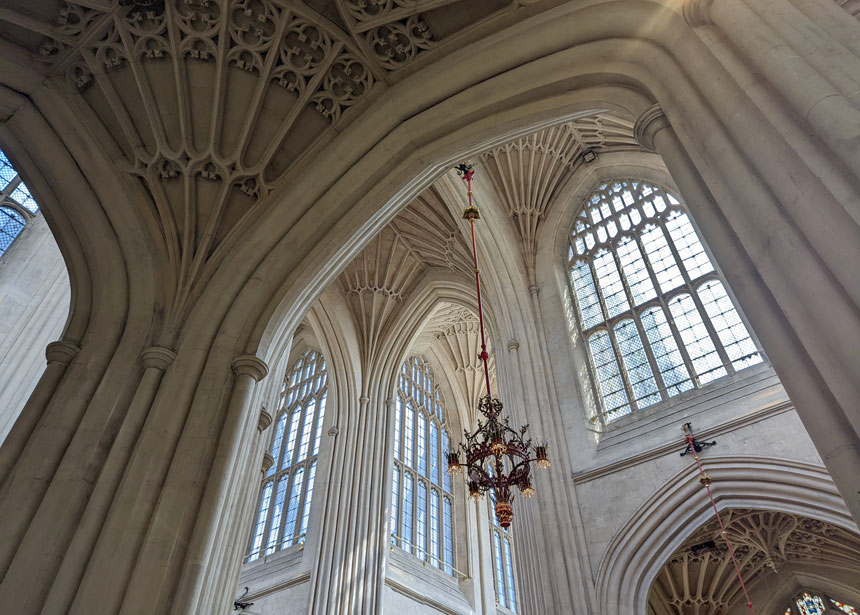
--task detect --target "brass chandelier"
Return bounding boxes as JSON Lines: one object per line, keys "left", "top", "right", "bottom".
{"left": 446, "top": 163, "right": 550, "bottom": 529}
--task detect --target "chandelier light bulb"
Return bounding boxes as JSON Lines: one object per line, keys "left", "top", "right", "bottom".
{"left": 535, "top": 445, "right": 551, "bottom": 470}
{"left": 447, "top": 452, "right": 462, "bottom": 476}
{"left": 468, "top": 481, "right": 482, "bottom": 502}
{"left": 520, "top": 480, "right": 536, "bottom": 499}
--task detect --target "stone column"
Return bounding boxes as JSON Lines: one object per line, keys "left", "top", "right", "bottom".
{"left": 684, "top": 0, "right": 860, "bottom": 181}
{"left": 0, "top": 340, "right": 79, "bottom": 482}
{"left": 635, "top": 104, "right": 860, "bottom": 523}
{"left": 171, "top": 354, "right": 268, "bottom": 615}
{"left": 41, "top": 345, "right": 176, "bottom": 614}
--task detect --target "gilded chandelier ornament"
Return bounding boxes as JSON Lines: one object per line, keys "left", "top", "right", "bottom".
{"left": 445, "top": 163, "right": 550, "bottom": 529}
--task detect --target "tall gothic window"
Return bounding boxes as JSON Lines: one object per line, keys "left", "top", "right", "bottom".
{"left": 390, "top": 356, "right": 455, "bottom": 575}
{"left": 0, "top": 150, "right": 40, "bottom": 257}
{"left": 488, "top": 488, "right": 518, "bottom": 612}
{"left": 567, "top": 179, "right": 762, "bottom": 423}
{"left": 247, "top": 349, "right": 327, "bottom": 562}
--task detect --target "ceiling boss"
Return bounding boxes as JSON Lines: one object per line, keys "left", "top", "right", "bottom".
{"left": 446, "top": 163, "right": 550, "bottom": 529}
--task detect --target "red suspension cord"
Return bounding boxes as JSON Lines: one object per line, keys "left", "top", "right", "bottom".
{"left": 461, "top": 167, "right": 493, "bottom": 399}
{"left": 683, "top": 426, "right": 754, "bottom": 612}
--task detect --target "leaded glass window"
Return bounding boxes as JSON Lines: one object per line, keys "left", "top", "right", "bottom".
{"left": 784, "top": 592, "right": 858, "bottom": 615}
{"left": 0, "top": 149, "right": 40, "bottom": 258}
{"left": 391, "top": 356, "right": 455, "bottom": 574}
{"left": 247, "top": 349, "right": 327, "bottom": 562}
{"left": 567, "top": 179, "right": 762, "bottom": 422}
{"left": 488, "top": 488, "right": 518, "bottom": 612}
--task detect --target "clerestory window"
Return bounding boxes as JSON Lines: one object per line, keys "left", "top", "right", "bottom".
{"left": 0, "top": 150, "right": 40, "bottom": 258}
{"left": 390, "top": 356, "right": 455, "bottom": 575}
{"left": 567, "top": 179, "right": 762, "bottom": 423}
{"left": 247, "top": 349, "right": 327, "bottom": 562}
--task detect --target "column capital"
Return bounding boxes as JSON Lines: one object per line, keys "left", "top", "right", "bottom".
{"left": 45, "top": 340, "right": 81, "bottom": 366}
{"left": 634, "top": 104, "right": 671, "bottom": 152}
{"left": 258, "top": 407, "right": 273, "bottom": 432}
{"left": 683, "top": 0, "right": 714, "bottom": 27}
{"left": 507, "top": 339, "right": 520, "bottom": 352}
{"left": 140, "top": 345, "right": 177, "bottom": 371}
{"left": 232, "top": 355, "right": 269, "bottom": 381}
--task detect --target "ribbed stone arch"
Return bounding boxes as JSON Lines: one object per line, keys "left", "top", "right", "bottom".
{"left": 596, "top": 456, "right": 858, "bottom": 615}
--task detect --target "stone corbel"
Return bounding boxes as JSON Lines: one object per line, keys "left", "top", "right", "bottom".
{"left": 258, "top": 406, "right": 273, "bottom": 432}
{"left": 633, "top": 104, "right": 671, "bottom": 152}
{"left": 261, "top": 452, "right": 274, "bottom": 474}
{"left": 232, "top": 355, "right": 269, "bottom": 382}
{"left": 45, "top": 340, "right": 81, "bottom": 366}
{"left": 140, "top": 345, "right": 177, "bottom": 371}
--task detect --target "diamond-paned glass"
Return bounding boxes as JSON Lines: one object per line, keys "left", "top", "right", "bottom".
{"left": 0, "top": 207, "right": 25, "bottom": 254}
{"left": 247, "top": 350, "right": 327, "bottom": 562}
{"left": 567, "top": 179, "right": 763, "bottom": 422}
{"left": 0, "top": 148, "right": 39, "bottom": 259}
{"left": 391, "top": 357, "right": 455, "bottom": 574}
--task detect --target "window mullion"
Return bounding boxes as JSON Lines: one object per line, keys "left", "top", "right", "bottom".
{"left": 295, "top": 460, "right": 311, "bottom": 541}
{"left": 586, "top": 258, "right": 628, "bottom": 417}
{"left": 275, "top": 469, "right": 293, "bottom": 548}
{"left": 631, "top": 313, "right": 668, "bottom": 401}
{"left": 658, "top": 221, "right": 734, "bottom": 375}
{"left": 605, "top": 323, "right": 638, "bottom": 413}
{"left": 567, "top": 268, "right": 606, "bottom": 428}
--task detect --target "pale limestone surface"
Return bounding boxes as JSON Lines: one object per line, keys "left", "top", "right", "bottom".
{"left": 0, "top": 1, "right": 858, "bottom": 614}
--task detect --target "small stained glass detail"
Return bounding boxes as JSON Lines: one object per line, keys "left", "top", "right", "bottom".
{"left": 832, "top": 600, "right": 857, "bottom": 614}
{"left": 797, "top": 593, "right": 827, "bottom": 615}
{"left": 567, "top": 179, "right": 763, "bottom": 422}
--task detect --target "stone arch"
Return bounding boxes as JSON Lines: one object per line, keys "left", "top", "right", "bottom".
{"left": 596, "top": 456, "right": 857, "bottom": 615}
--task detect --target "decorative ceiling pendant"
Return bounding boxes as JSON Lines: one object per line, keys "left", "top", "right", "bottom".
{"left": 446, "top": 163, "right": 549, "bottom": 529}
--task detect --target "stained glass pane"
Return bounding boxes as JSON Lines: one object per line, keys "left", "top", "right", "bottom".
{"left": 297, "top": 398, "right": 315, "bottom": 462}
{"left": 299, "top": 460, "right": 316, "bottom": 539}
{"left": 248, "top": 481, "right": 273, "bottom": 561}
{"left": 797, "top": 593, "right": 826, "bottom": 615}
{"left": 668, "top": 294, "right": 726, "bottom": 383}
{"left": 616, "top": 236, "right": 656, "bottom": 305}
{"left": 832, "top": 600, "right": 858, "bottom": 614}
{"left": 283, "top": 410, "right": 301, "bottom": 469}
{"left": 493, "top": 531, "right": 507, "bottom": 605}
{"left": 266, "top": 475, "right": 289, "bottom": 554}
{"left": 404, "top": 402, "right": 414, "bottom": 469}
{"left": 394, "top": 397, "right": 402, "bottom": 460}
{"left": 10, "top": 182, "right": 38, "bottom": 213}
{"left": 429, "top": 422, "right": 439, "bottom": 486}
{"left": 504, "top": 537, "right": 517, "bottom": 613}
{"left": 593, "top": 250, "right": 629, "bottom": 318}
{"left": 0, "top": 151, "right": 16, "bottom": 189}
{"left": 614, "top": 320, "right": 660, "bottom": 408}
{"left": 282, "top": 468, "right": 304, "bottom": 547}
{"left": 665, "top": 211, "right": 713, "bottom": 280}
{"left": 640, "top": 224, "right": 684, "bottom": 292}
{"left": 402, "top": 472, "right": 413, "bottom": 553}
{"left": 0, "top": 207, "right": 25, "bottom": 254}
{"left": 430, "top": 490, "right": 440, "bottom": 568}
{"left": 442, "top": 430, "right": 451, "bottom": 493}
{"left": 443, "top": 497, "right": 453, "bottom": 575}
{"left": 268, "top": 414, "right": 287, "bottom": 477}
{"left": 313, "top": 392, "right": 326, "bottom": 455}
{"left": 390, "top": 467, "right": 399, "bottom": 546}
{"left": 416, "top": 481, "right": 427, "bottom": 561}
{"left": 570, "top": 260, "right": 603, "bottom": 328}
{"left": 640, "top": 307, "right": 693, "bottom": 396}
{"left": 697, "top": 280, "right": 761, "bottom": 370}
{"left": 588, "top": 330, "right": 630, "bottom": 419}
{"left": 417, "top": 414, "right": 427, "bottom": 477}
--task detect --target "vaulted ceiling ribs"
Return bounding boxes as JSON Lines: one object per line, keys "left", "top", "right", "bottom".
{"left": 648, "top": 509, "right": 860, "bottom": 615}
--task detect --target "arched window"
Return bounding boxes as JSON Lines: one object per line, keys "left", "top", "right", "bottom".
{"left": 567, "top": 179, "right": 762, "bottom": 422}
{"left": 488, "top": 488, "right": 518, "bottom": 612}
{"left": 390, "top": 356, "right": 455, "bottom": 574}
{"left": 247, "top": 349, "right": 327, "bottom": 562}
{"left": 785, "top": 592, "right": 857, "bottom": 614}
{"left": 0, "top": 150, "right": 40, "bottom": 258}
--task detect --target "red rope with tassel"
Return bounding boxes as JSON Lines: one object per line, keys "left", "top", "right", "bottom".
{"left": 683, "top": 424, "right": 754, "bottom": 612}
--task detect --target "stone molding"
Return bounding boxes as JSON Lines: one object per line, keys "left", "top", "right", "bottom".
{"left": 232, "top": 355, "right": 269, "bottom": 382}
{"left": 682, "top": 0, "right": 714, "bottom": 27}
{"left": 507, "top": 339, "right": 520, "bottom": 352}
{"left": 261, "top": 452, "right": 275, "bottom": 474}
{"left": 45, "top": 340, "right": 81, "bottom": 366}
{"left": 139, "top": 345, "right": 177, "bottom": 371}
{"left": 633, "top": 104, "right": 671, "bottom": 152}
{"left": 258, "top": 407, "right": 273, "bottom": 432}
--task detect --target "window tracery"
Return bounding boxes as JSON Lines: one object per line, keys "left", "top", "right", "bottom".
{"left": 390, "top": 356, "right": 455, "bottom": 575}
{"left": 0, "top": 150, "right": 40, "bottom": 258}
{"left": 567, "top": 179, "right": 762, "bottom": 422}
{"left": 488, "top": 487, "right": 518, "bottom": 612}
{"left": 247, "top": 349, "right": 327, "bottom": 562}
{"left": 785, "top": 592, "right": 858, "bottom": 615}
